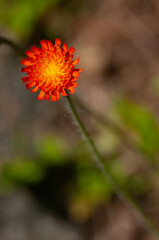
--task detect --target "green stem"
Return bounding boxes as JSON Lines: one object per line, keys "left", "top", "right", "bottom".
{"left": 65, "top": 91, "right": 159, "bottom": 238}
{"left": 74, "top": 94, "right": 135, "bottom": 150}
{"left": 74, "top": 95, "right": 159, "bottom": 173}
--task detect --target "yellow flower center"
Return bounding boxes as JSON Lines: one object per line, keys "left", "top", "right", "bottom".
{"left": 36, "top": 55, "right": 71, "bottom": 90}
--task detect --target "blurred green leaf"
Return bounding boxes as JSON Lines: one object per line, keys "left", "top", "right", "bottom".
{"left": 35, "top": 135, "right": 68, "bottom": 165}
{"left": 0, "top": 0, "right": 60, "bottom": 38}
{"left": 116, "top": 98, "right": 159, "bottom": 161}
{"left": 76, "top": 164, "right": 112, "bottom": 201}
{"left": 73, "top": 160, "right": 125, "bottom": 203}
{"left": 1, "top": 159, "right": 44, "bottom": 185}
{"left": 69, "top": 157, "right": 149, "bottom": 221}
{"left": 68, "top": 162, "right": 113, "bottom": 221}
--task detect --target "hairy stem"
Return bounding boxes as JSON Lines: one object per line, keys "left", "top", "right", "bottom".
{"left": 74, "top": 94, "right": 159, "bottom": 172}
{"left": 65, "top": 91, "right": 159, "bottom": 238}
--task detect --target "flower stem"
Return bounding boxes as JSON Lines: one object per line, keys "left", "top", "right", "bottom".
{"left": 65, "top": 91, "right": 159, "bottom": 238}
{"left": 74, "top": 95, "right": 159, "bottom": 174}
{"left": 74, "top": 94, "right": 135, "bottom": 150}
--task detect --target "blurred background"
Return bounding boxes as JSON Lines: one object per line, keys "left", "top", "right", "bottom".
{"left": 1, "top": 0, "right": 159, "bottom": 239}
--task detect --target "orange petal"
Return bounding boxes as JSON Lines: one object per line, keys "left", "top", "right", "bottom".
{"left": 25, "top": 81, "right": 35, "bottom": 89}
{"left": 21, "top": 66, "right": 31, "bottom": 72}
{"left": 51, "top": 95, "right": 56, "bottom": 101}
{"left": 72, "top": 57, "right": 79, "bottom": 65}
{"left": 72, "top": 82, "right": 78, "bottom": 87}
{"left": 25, "top": 56, "right": 33, "bottom": 61}
{"left": 44, "top": 93, "right": 50, "bottom": 100}
{"left": 55, "top": 91, "right": 60, "bottom": 101}
{"left": 62, "top": 43, "right": 67, "bottom": 53}
{"left": 30, "top": 45, "right": 40, "bottom": 54}
{"left": 37, "top": 91, "right": 45, "bottom": 100}
{"left": 46, "top": 40, "right": 54, "bottom": 50}
{"left": 30, "top": 86, "right": 39, "bottom": 92}
{"left": 40, "top": 40, "right": 48, "bottom": 50}
{"left": 72, "top": 71, "right": 80, "bottom": 77}
{"left": 21, "top": 59, "right": 32, "bottom": 66}
{"left": 73, "top": 68, "right": 83, "bottom": 72}
{"left": 55, "top": 39, "right": 61, "bottom": 48}
{"left": 68, "top": 46, "right": 75, "bottom": 55}
{"left": 37, "top": 47, "right": 45, "bottom": 54}
{"left": 25, "top": 50, "right": 35, "bottom": 58}
{"left": 22, "top": 77, "right": 31, "bottom": 83}
{"left": 38, "top": 80, "right": 46, "bottom": 88}
{"left": 60, "top": 88, "right": 67, "bottom": 96}
{"left": 68, "top": 87, "right": 75, "bottom": 94}
{"left": 57, "top": 47, "right": 62, "bottom": 55}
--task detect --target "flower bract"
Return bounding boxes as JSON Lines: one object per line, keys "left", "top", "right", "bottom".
{"left": 21, "top": 39, "right": 82, "bottom": 101}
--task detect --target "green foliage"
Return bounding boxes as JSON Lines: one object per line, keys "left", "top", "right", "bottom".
{"left": 116, "top": 98, "right": 159, "bottom": 162}
{"left": 0, "top": 134, "right": 68, "bottom": 192}
{"left": 1, "top": 159, "right": 44, "bottom": 186}
{"left": 76, "top": 163, "right": 112, "bottom": 201}
{"left": 0, "top": 0, "right": 60, "bottom": 38}
{"left": 35, "top": 135, "right": 68, "bottom": 165}
{"left": 0, "top": 133, "right": 150, "bottom": 221}
{"left": 68, "top": 156, "right": 149, "bottom": 221}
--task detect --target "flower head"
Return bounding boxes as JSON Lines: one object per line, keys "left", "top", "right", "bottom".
{"left": 21, "top": 39, "right": 82, "bottom": 101}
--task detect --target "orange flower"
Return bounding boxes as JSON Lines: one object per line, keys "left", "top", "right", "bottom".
{"left": 21, "top": 39, "right": 82, "bottom": 101}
